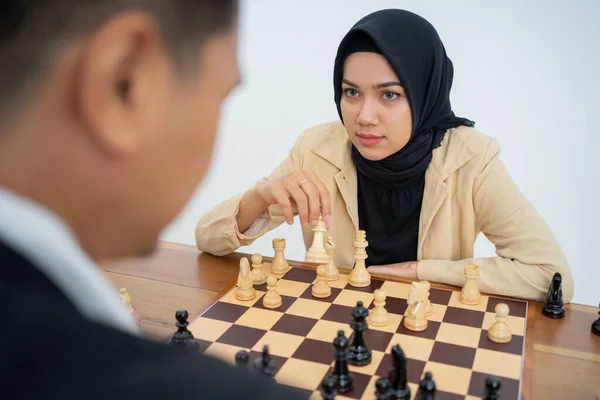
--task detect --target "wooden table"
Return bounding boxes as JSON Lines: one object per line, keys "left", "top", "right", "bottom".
{"left": 100, "top": 242, "right": 600, "bottom": 399}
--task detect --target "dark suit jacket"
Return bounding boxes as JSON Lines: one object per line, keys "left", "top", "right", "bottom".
{"left": 0, "top": 241, "right": 305, "bottom": 399}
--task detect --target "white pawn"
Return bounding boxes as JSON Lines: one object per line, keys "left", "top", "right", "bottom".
{"left": 235, "top": 258, "right": 256, "bottom": 301}
{"left": 119, "top": 288, "right": 133, "bottom": 312}
{"left": 263, "top": 275, "right": 282, "bottom": 309}
{"left": 250, "top": 253, "right": 268, "bottom": 285}
{"left": 324, "top": 236, "right": 339, "bottom": 281}
{"left": 488, "top": 303, "right": 512, "bottom": 343}
{"left": 312, "top": 263, "right": 331, "bottom": 298}
{"left": 368, "top": 289, "right": 389, "bottom": 327}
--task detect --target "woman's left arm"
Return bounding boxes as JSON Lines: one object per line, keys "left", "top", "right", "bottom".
{"left": 416, "top": 138, "right": 574, "bottom": 302}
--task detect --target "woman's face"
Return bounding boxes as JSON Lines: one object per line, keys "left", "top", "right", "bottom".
{"left": 340, "top": 52, "right": 412, "bottom": 161}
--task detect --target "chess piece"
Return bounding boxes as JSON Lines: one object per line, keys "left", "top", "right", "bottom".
{"left": 253, "top": 345, "right": 276, "bottom": 377}
{"left": 487, "top": 303, "right": 512, "bottom": 343}
{"left": 235, "top": 350, "right": 249, "bottom": 369}
{"left": 421, "top": 281, "right": 433, "bottom": 317}
{"left": 542, "top": 272, "right": 565, "bottom": 318}
{"left": 368, "top": 289, "right": 389, "bottom": 327}
{"left": 417, "top": 372, "right": 436, "bottom": 400}
{"left": 119, "top": 287, "right": 141, "bottom": 326}
{"left": 305, "top": 215, "right": 329, "bottom": 264}
{"left": 375, "top": 377, "right": 393, "bottom": 400}
{"left": 234, "top": 257, "right": 256, "bottom": 301}
{"left": 389, "top": 344, "right": 411, "bottom": 400}
{"left": 348, "top": 230, "right": 371, "bottom": 287}
{"left": 333, "top": 330, "right": 354, "bottom": 393}
{"left": 270, "top": 238, "right": 290, "bottom": 276}
{"left": 459, "top": 264, "right": 481, "bottom": 305}
{"left": 484, "top": 375, "right": 501, "bottom": 400}
{"left": 119, "top": 288, "right": 133, "bottom": 311}
{"left": 170, "top": 309, "right": 199, "bottom": 349}
{"left": 320, "top": 375, "right": 338, "bottom": 400}
{"left": 250, "top": 253, "right": 268, "bottom": 285}
{"left": 262, "top": 275, "right": 282, "bottom": 309}
{"left": 348, "top": 301, "right": 372, "bottom": 366}
{"left": 324, "top": 236, "right": 339, "bottom": 281}
{"left": 404, "top": 281, "right": 428, "bottom": 332}
{"left": 591, "top": 302, "right": 600, "bottom": 336}
{"left": 312, "top": 263, "right": 331, "bottom": 298}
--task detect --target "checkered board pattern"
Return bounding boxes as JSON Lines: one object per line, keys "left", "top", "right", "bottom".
{"left": 187, "top": 265, "right": 528, "bottom": 400}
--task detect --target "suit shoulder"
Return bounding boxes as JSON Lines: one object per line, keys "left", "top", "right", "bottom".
{"left": 296, "top": 120, "right": 346, "bottom": 149}
{"left": 452, "top": 125, "right": 501, "bottom": 155}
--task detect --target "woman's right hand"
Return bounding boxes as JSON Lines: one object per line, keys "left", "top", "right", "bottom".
{"left": 254, "top": 170, "right": 331, "bottom": 228}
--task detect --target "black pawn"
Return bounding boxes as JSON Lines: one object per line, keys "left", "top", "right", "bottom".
{"left": 417, "top": 372, "right": 436, "bottom": 400}
{"left": 592, "top": 303, "right": 600, "bottom": 336}
{"left": 542, "top": 272, "right": 565, "bottom": 318}
{"left": 389, "top": 344, "right": 411, "bottom": 400}
{"left": 375, "top": 377, "right": 393, "bottom": 400}
{"left": 235, "top": 350, "right": 249, "bottom": 369}
{"left": 171, "top": 309, "right": 198, "bottom": 349}
{"left": 485, "top": 375, "right": 501, "bottom": 400}
{"left": 320, "top": 375, "right": 338, "bottom": 400}
{"left": 333, "top": 330, "right": 354, "bottom": 393}
{"left": 348, "top": 301, "right": 372, "bottom": 366}
{"left": 253, "top": 345, "right": 276, "bottom": 377}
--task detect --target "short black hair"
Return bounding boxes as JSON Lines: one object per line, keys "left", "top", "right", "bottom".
{"left": 0, "top": 0, "right": 238, "bottom": 115}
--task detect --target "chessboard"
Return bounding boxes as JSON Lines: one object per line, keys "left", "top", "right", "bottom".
{"left": 184, "top": 261, "right": 530, "bottom": 400}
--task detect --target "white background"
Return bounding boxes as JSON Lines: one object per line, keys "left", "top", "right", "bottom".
{"left": 163, "top": 1, "right": 600, "bottom": 306}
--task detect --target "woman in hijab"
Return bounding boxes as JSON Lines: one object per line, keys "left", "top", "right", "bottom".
{"left": 195, "top": 9, "right": 574, "bottom": 302}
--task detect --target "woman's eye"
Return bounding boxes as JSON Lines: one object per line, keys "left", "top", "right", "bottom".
{"left": 344, "top": 88, "right": 359, "bottom": 97}
{"left": 383, "top": 92, "right": 399, "bottom": 100}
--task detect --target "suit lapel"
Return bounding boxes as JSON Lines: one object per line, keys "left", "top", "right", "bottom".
{"left": 417, "top": 127, "right": 478, "bottom": 259}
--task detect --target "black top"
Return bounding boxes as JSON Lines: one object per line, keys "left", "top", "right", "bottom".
{"left": 0, "top": 241, "right": 303, "bottom": 400}
{"left": 332, "top": 9, "right": 474, "bottom": 265}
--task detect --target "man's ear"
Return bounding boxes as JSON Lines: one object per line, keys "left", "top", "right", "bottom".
{"left": 74, "top": 11, "right": 172, "bottom": 158}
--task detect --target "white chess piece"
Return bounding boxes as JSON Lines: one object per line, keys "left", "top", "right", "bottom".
{"left": 235, "top": 258, "right": 256, "bottom": 301}
{"left": 250, "top": 253, "right": 268, "bottom": 285}
{"left": 324, "top": 236, "right": 339, "bottom": 281}
{"left": 404, "top": 282, "right": 428, "bottom": 332}
{"left": 348, "top": 230, "right": 371, "bottom": 287}
{"left": 311, "top": 263, "right": 331, "bottom": 298}
{"left": 459, "top": 264, "right": 481, "bottom": 305}
{"left": 368, "top": 289, "right": 389, "bottom": 327}
{"left": 488, "top": 303, "right": 512, "bottom": 343}
{"left": 305, "top": 215, "right": 329, "bottom": 264}
{"left": 270, "top": 238, "right": 290, "bottom": 276}
{"left": 263, "top": 275, "right": 282, "bottom": 309}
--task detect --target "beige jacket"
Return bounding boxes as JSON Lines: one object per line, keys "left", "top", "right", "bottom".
{"left": 195, "top": 121, "right": 574, "bottom": 302}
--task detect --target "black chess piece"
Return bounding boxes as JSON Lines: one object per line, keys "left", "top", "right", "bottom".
{"left": 389, "top": 344, "right": 411, "bottom": 400}
{"left": 348, "top": 301, "right": 372, "bottom": 366}
{"left": 592, "top": 303, "right": 600, "bottom": 336}
{"left": 235, "top": 350, "right": 249, "bottom": 369}
{"left": 170, "top": 309, "right": 199, "bottom": 349}
{"left": 333, "top": 330, "right": 354, "bottom": 393}
{"left": 253, "top": 345, "right": 276, "bottom": 377}
{"left": 484, "top": 375, "right": 501, "bottom": 400}
{"left": 375, "top": 377, "right": 393, "bottom": 400}
{"left": 417, "top": 372, "right": 436, "bottom": 400}
{"left": 542, "top": 272, "right": 565, "bottom": 318}
{"left": 320, "top": 375, "right": 338, "bottom": 400}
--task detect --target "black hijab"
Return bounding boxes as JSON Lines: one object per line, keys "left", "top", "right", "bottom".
{"left": 333, "top": 9, "right": 474, "bottom": 266}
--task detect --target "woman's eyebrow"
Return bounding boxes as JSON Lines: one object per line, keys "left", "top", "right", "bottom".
{"left": 342, "top": 78, "right": 403, "bottom": 89}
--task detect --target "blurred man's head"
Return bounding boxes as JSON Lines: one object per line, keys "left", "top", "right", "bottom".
{"left": 0, "top": 1, "right": 240, "bottom": 260}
